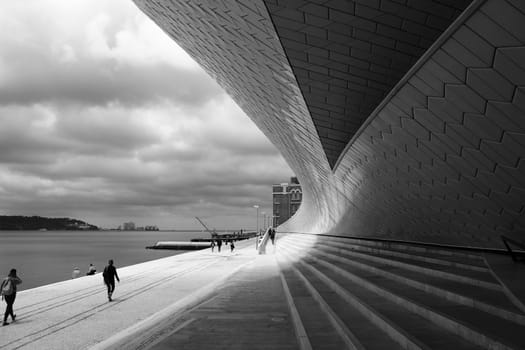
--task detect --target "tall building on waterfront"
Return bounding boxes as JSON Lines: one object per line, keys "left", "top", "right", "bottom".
{"left": 272, "top": 177, "right": 302, "bottom": 227}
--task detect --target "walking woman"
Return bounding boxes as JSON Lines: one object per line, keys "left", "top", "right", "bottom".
{"left": 1, "top": 269, "right": 22, "bottom": 326}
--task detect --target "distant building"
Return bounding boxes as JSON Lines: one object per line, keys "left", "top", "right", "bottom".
{"left": 272, "top": 177, "right": 302, "bottom": 227}
{"left": 145, "top": 225, "right": 159, "bottom": 231}
{"left": 123, "top": 222, "right": 135, "bottom": 231}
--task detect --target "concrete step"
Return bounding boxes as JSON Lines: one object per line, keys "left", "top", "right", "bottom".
{"left": 279, "top": 260, "right": 361, "bottom": 350}
{"left": 314, "top": 253, "right": 525, "bottom": 349}
{"left": 314, "top": 246, "right": 525, "bottom": 325}
{"left": 284, "top": 237, "right": 501, "bottom": 290}
{"left": 279, "top": 237, "right": 525, "bottom": 322}
{"left": 298, "top": 258, "right": 509, "bottom": 349}
{"left": 279, "top": 245, "right": 484, "bottom": 350}
{"left": 279, "top": 258, "right": 404, "bottom": 350}
{"left": 277, "top": 237, "right": 525, "bottom": 349}
{"left": 279, "top": 245, "right": 426, "bottom": 350}
{"left": 320, "top": 238, "right": 488, "bottom": 272}
{"left": 286, "top": 235, "right": 490, "bottom": 276}
{"left": 319, "top": 236, "right": 487, "bottom": 262}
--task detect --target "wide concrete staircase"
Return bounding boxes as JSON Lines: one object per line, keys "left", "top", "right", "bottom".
{"left": 276, "top": 233, "right": 525, "bottom": 350}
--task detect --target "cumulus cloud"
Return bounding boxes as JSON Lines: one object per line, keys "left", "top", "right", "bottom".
{"left": 0, "top": 0, "right": 293, "bottom": 229}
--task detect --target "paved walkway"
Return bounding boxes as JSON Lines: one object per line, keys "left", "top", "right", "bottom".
{"left": 0, "top": 238, "right": 293, "bottom": 350}
{"left": 149, "top": 253, "right": 297, "bottom": 350}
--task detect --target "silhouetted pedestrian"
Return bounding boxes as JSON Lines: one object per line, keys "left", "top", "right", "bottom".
{"left": 211, "top": 239, "right": 215, "bottom": 252}
{"left": 1, "top": 269, "right": 22, "bottom": 326}
{"left": 103, "top": 259, "right": 120, "bottom": 302}
{"left": 217, "top": 238, "right": 222, "bottom": 252}
{"left": 230, "top": 240, "right": 235, "bottom": 253}
{"left": 270, "top": 227, "right": 276, "bottom": 245}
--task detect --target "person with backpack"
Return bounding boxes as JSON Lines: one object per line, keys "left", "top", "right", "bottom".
{"left": 1, "top": 269, "right": 22, "bottom": 326}
{"left": 102, "top": 259, "right": 120, "bottom": 302}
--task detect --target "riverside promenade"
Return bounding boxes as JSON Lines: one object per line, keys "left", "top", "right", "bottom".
{"left": 0, "top": 238, "right": 297, "bottom": 350}
{"left": 2, "top": 233, "right": 524, "bottom": 349}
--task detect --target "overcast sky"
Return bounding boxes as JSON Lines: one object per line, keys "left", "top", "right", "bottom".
{"left": 0, "top": 0, "right": 293, "bottom": 230}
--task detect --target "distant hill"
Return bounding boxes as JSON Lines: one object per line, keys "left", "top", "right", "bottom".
{"left": 0, "top": 216, "right": 99, "bottom": 230}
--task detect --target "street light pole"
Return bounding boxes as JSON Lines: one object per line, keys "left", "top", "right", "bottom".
{"left": 253, "top": 205, "right": 259, "bottom": 249}
{"left": 262, "top": 212, "right": 266, "bottom": 231}
{"left": 253, "top": 205, "right": 259, "bottom": 234}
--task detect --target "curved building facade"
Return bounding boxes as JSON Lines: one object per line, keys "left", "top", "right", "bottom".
{"left": 133, "top": 0, "right": 525, "bottom": 248}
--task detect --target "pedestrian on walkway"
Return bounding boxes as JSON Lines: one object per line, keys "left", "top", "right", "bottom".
{"left": 217, "top": 238, "right": 222, "bottom": 252}
{"left": 102, "top": 259, "right": 120, "bottom": 302}
{"left": 1, "top": 269, "right": 22, "bottom": 326}
{"left": 270, "top": 227, "right": 276, "bottom": 245}
{"left": 211, "top": 239, "right": 215, "bottom": 252}
{"left": 230, "top": 240, "right": 235, "bottom": 253}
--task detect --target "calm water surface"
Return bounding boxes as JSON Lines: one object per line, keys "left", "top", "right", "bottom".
{"left": 0, "top": 230, "right": 207, "bottom": 290}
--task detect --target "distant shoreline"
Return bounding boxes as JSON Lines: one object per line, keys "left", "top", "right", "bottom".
{"left": 0, "top": 228, "right": 246, "bottom": 232}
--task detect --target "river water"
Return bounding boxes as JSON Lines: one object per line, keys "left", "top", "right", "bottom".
{"left": 0, "top": 230, "right": 207, "bottom": 290}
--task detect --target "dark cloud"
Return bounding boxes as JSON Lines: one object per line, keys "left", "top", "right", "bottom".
{"left": 0, "top": 0, "right": 293, "bottom": 229}
{"left": 0, "top": 47, "right": 223, "bottom": 108}
{"left": 0, "top": 1, "right": 223, "bottom": 108}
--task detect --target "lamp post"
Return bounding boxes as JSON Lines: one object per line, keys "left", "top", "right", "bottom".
{"left": 253, "top": 205, "right": 259, "bottom": 234}
{"left": 253, "top": 205, "right": 259, "bottom": 249}
{"left": 262, "top": 212, "right": 266, "bottom": 232}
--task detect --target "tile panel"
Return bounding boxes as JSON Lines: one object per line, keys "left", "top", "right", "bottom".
{"left": 265, "top": 0, "right": 471, "bottom": 167}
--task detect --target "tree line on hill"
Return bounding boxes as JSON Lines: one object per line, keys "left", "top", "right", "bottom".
{"left": 0, "top": 215, "right": 99, "bottom": 230}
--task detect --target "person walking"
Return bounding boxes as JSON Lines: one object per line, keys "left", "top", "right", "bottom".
{"left": 102, "top": 259, "right": 120, "bottom": 302}
{"left": 217, "top": 238, "right": 222, "bottom": 252}
{"left": 230, "top": 240, "right": 235, "bottom": 253}
{"left": 1, "top": 269, "right": 22, "bottom": 326}
{"left": 270, "top": 227, "right": 276, "bottom": 245}
{"left": 211, "top": 239, "right": 215, "bottom": 252}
